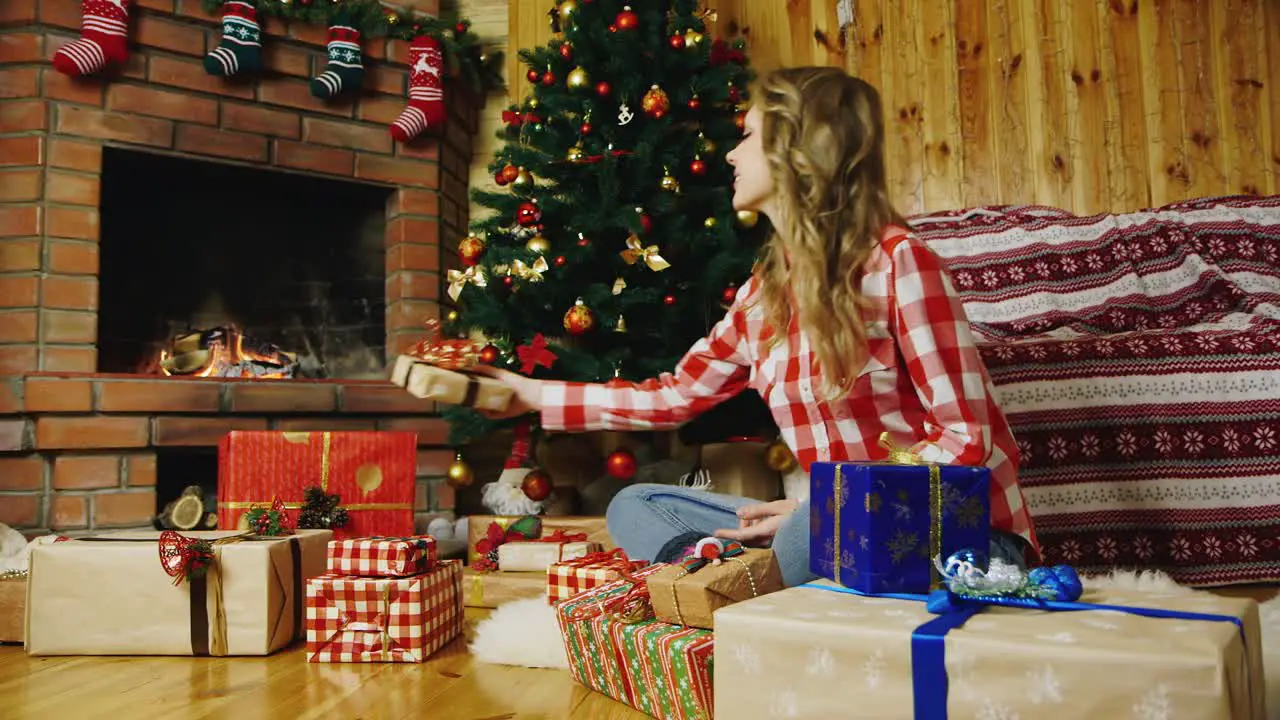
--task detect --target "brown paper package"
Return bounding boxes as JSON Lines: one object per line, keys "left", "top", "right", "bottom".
{"left": 26, "top": 529, "right": 331, "bottom": 656}
{"left": 403, "top": 362, "right": 512, "bottom": 412}
{"left": 646, "top": 549, "right": 784, "bottom": 629}
{"left": 0, "top": 578, "right": 24, "bottom": 643}
{"left": 714, "top": 581, "right": 1265, "bottom": 719}
{"left": 466, "top": 515, "right": 614, "bottom": 566}
{"left": 461, "top": 567, "right": 546, "bottom": 609}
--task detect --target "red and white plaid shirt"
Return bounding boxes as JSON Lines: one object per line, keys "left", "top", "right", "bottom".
{"left": 540, "top": 226, "right": 1038, "bottom": 553}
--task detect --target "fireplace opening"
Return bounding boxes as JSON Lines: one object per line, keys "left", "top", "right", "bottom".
{"left": 98, "top": 148, "right": 393, "bottom": 380}
{"left": 153, "top": 448, "right": 218, "bottom": 531}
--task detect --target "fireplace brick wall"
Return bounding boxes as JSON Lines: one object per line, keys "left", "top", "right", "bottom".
{"left": 0, "top": 0, "right": 476, "bottom": 535}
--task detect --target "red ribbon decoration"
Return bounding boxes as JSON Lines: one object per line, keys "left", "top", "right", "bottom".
{"left": 502, "top": 110, "right": 540, "bottom": 126}
{"left": 158, "top": 531, "right": 215, "bottom": 587}
{"left": 563, "top": 564, "right": 654, "bottom": 623}
{"left": 533, "top": 529, "right": 589, "bottom": 544}
{"left": 504, "top": 418, "right": 533, "bottom": 469}
{"left": 516, "top": 333, "right": 557, "bottom": 374}
{"left": 558, "top": 547, "right": 645, "bottom": 577}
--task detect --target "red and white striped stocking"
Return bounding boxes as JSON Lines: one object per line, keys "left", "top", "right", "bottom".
{"left": 52, "top": 0, "right": 132, "bottom": 77}
{"left": 389, "top": 35, "right": 445, "bottom": 143}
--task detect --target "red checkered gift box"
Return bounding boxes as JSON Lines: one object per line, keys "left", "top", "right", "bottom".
{"left": 305, "top": 560, "right": 462, "bottom": 663}
{"left": 326, "top": 536, "right": 437, "bottom": 577}
{"left": 547, "top": 548, "right": 649, "bottom": 605}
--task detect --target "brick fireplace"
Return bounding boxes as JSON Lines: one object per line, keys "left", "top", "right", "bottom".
{"left": 0, "top": 0, "right": 476, "bottom": 535}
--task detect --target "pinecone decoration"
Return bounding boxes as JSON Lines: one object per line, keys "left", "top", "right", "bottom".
{"left": 297, "top": 486, "right": 349, "bottom": 530}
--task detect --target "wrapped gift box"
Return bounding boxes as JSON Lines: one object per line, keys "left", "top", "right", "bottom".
{"left": 467, "top": 515, "right": 613, "bottom": 566}
{"left": 558, "top": 564, "right": 714, "bottom": 720}
{"left": 547, "top": 549, "right": 648, "bottom": 605}
{"left": 462, "top": 567, "right": 545, "bottom": 608}
{"left": 646, "top": 548, "right": 783, "bottom": 629}
{"left": 326, "top": 536, "right": 437, "bottom": 577}
{"left": 497, "top": 539, "right": 597, "bottom": 572}
{"left": 218, "top": 431, "right": 416, "bottom": 539}
{"left": 26, "top": 529, "right": 331, "bottom": 656}
{"left": 714, "top": 581, "right": 1264, "bottom": 719}
{"left": 0, "top": 576, "right": 25, "bottom": 644}
{"left": 306, "top": 559, "right": 462, "bottom": 663}
{"left": 392, "top": 357, "right": 513, "bottom": 412}
{"left": 809, "top": 459, "right": 989, "bottom": 594}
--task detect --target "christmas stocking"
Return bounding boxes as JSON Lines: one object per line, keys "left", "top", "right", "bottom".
{"left": 204, "top": 0, "right": 262, "bottom": 78}
{"left": 52, "top": 0, "right": 132, "bottom": 78}
{"left": 311, "top": 18, "right": 363, "bottom": 99}
{"left": 389, "top": 35, "right": 445, "bottom": 143}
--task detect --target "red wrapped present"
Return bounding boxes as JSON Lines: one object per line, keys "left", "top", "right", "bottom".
{"left": 305, "top": 559, "right": 462, "bottom": 663}
{"left": 218, "top": 431, "right": 417, "bottom": 539}
{"left": 547, "top": 547, "right": 648, "bottom": 604}
{"left": 326, "top": 536, "right": 437, "bottom": 577}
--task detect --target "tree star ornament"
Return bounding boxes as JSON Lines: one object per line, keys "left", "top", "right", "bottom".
{"left": 516, "top": 333, "right": 558, "bottom": 374}
{"left": 620, "top": 235, "right": 671, "bottom": 271}
{"left": 446, "top": 265, "right": 487, "bottom": 301}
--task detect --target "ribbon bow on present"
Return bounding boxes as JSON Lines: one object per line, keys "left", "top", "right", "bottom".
{"left": 559, "top": 547, "right": 642, "bottom": 576}
{"left": 158, "top": 531, "right": 216, "bottom": 587}
{"left": 620, "top": 235, "right": 670, "bottom": 271}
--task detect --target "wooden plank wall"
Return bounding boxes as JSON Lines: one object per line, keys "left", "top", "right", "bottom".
{"left": 470, "top": 0, "right": 1279, "bottom": 217}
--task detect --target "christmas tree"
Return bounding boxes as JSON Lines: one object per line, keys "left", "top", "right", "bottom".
{"left": 445, "top": 0, "right": 759, "bottom": 445}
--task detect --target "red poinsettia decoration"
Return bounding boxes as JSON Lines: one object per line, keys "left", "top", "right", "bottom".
{"left": 516, "top": 333, "right": 557, "bottom": 374}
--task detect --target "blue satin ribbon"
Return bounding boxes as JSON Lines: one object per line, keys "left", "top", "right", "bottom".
{"left": 801, "top": 582, "right": 1248, "bottom": 720}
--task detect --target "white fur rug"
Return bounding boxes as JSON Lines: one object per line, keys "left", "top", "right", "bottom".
{"left": 470, "top": 569, "right": 1280, "bottom": 715}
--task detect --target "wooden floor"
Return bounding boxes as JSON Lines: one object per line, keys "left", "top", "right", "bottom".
{"left": 0, "top": 608, "right": 648, "bottom": 720}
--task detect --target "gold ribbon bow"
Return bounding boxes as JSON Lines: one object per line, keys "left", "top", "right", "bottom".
{"left": 446, "top": 266, "right": 487, "bottom": 301}
{"left": 620, "top": 235, "right": 670, "bottom": 271}
{"left": 509, "top": 256, "right": 548, "bottom": 282}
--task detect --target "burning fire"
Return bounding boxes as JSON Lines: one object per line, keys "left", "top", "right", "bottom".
{"left": 159, "top": 327, "right": 298, "bottom": 379}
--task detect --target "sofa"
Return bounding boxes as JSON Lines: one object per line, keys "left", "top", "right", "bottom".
{"left": 909, "top": 195, "right": 1280, "bottom": 587}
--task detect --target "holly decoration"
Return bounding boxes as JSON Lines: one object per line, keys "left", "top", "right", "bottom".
{"left": 459, "top": 233, "right": 486, "bottom": 265}
{"left": 297, "top": 485, "right": 349, "bottom": 530}
{"left": 564, "top": 298, "right": 595, "bottom": 335}
{"left": 615, "top": 5, "right": 638, "bottom": 30}
{"left": 517, "top": 201, "right": 541, "bottom": 226}
{"left": 521, "top": 468, "right": 553, "bottom": 502}
{"left": 158, "top": 531, "right": 215, "bottom": 587}
{"left": 642, "top": 84, "right": 670, "bottom": 119}
{"left": 244, "top": 497, "right": 293, "bottom": 537}
{"left": 606, "top": 447, "right": 637, "bottom": 480}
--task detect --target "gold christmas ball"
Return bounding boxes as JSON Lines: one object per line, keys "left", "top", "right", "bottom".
{"left": 446, "top": 309, "right": 460, "bottom": 322}
{"left": 526, "top": 233, "right": 551, "bottom": 254}
{"left": 704, "top": 216, "right": 718, "bottom": 229}
{"left": 566, "top": 142, "right": 586, "bottom": 163}
{"left": 684, "top": 29, "right": 704, "bottom": 46}
{"left": 698, "top": 132, "right": 715, "bottom": 154}
{"left": 527, "top": 97, "right": 540, "bottom": 109}
{"left": 566, "top": 66, "right": 590, "bottom": 90}
{"left": 660, "top": 170, "right": 680, "bottom": 193}
{"left": 736, "top": 209, "right": 759, "bottom": 228}
{"left": 513, "top": 168, "right": 534, "bottom": 188}
{"left": 446, "top": 453, "right": 474, "bottom": 488}
{"left": 558, "top": 0, "right": 578, "bottom": 20}
{"left": 764, "top": 439, "right": 798, "bottom": 472}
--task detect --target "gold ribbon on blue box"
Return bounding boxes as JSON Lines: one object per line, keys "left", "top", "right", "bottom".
{"left": 807, "top": 433, "right": 990, "bottom": 594}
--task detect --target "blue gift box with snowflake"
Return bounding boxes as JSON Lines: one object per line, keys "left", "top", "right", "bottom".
{"left": 809, "top": 456, "right": 989, "bottom": 594}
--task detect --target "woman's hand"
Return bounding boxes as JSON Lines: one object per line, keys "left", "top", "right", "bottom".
{"left": 467, "top": 365, "right": 543, "bottom": 419}
{"left": 714, "top": 499, "right": 800, "bottom": 547}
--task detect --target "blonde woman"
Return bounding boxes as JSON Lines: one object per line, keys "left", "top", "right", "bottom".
{"left": 475, "top": 67, "right": 1038, "bottom": 586}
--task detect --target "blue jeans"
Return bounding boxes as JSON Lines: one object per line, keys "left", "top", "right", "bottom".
{"left": 606, "top": 483, "right": 1029, "bottom": 588}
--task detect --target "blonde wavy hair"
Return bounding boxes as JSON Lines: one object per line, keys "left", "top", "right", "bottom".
{"left": 750, "top": 67, "right": 907, "bottom": 399}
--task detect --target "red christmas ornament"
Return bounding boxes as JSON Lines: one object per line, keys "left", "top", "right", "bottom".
{"left": 642, "top": 84, "right": 670, "bottom": 119}
{"left": 576, "top": 233, "right": 591, "bottom": 247}
{"left": 687, "top": 95, "right": 701, "bottom": 111}
{"left": 580, "top": 121, "right": 593, "bottom": 134}
{"left": 615, "top": 6, "right": 638, "bottom": 31}
{"left": 563, "top": 299, "right": 595, "bottom": 335}
{"left": 500, "top": 164, "right": 521, "bottom": 184}
{"left": 516, "top": 201, "right": 541, "bottom": 226}
{"left": 479, "top": 344, "right": 500, "bottom": 365}
{"left": 606, "top": 448, "right": 637, "bottom": 480}
{"left": 595, "top": 81, "right": 611, "bottom": 97}
{"left": 554, "top": 255, "right": 567, "bottom": 267}
{"left": 455, "top": 22, "right": 468, "bottom": 34}
{"left": 729, "top": 86, "right": 742, "bottom": 103}
{"left": 609, "top": 24, "right": 617, "bottom": 32}
{"left": 663, "top": 293, "right": 677, "bottom": 306}
{"left": 689, "top": 157, "right": 707, "bottom": 176}
{"left": 669, "top": 33, "right": 685, "bottom": 49}
{"left": 521, "top": 469, "right": 553, "bottom": 502}
{"left": 735, "top": 111, "right": 747, "bottom": 131}
{"left": 721, "top": 284, "right": 739, "bottom": 305}
{"left": 559, "top": 42, "right": 573, "bottom": 60}
{"left": 494, "top": 170, "right": 508, "bottom": 185}
{"left": 458, "top": 234, "right": 486, "bottom": 266}
{"left": 541, "top": 70, "right": 555, "bottom": 86}
{"left": 636, "top": 208, "right": 652, "bottom": 234}
{"left": 526, "top": 68, "right": 540, "bottom": 83}
{"left": 503, "top": 276, "right": 515, "bottom": 288}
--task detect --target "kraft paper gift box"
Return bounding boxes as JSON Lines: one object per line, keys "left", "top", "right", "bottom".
{"left": 25, "top": 529, "right": 331, "bottom": 656}
{"left": 646, "top": 548, "right": 784, "bottom": 629}
{"left": 0, "top": 575, "right": 25, "bottom": 644}
{"left": 557, "top": 564, "right": 714, "bottom": 720}
{"left": 305, "top": 559, "right": 463, "bottom": 663}
{"left": 462, "top": 567, "right": 546, "bottom": 608}
{"left": 496, "top": 536, "right": 598, "bottom": 572}
{"left": 809, "top": 454, "right": 989, "bottom": 594}
{"left": 217, "top": 430, "right": 417, "bottom": 540}
{"left": 325, "top": 536, "right": 437, "bottom": 577}
{"left": 391, "top": 357, "right": 513, "bottom": 413}
{"left": 714, "top": 580, "right": 1265, "bottom": 719}
{"left": 547, "top": 548, "right": 649, "bottom": 605}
